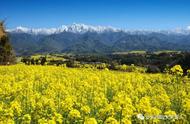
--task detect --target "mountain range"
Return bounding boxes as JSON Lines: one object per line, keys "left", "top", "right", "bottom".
{"left": 7, "top": 23, "right": 190, "bottom": 55}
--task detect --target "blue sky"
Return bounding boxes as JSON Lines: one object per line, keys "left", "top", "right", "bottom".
{"left": 0, "top": 0, "right": 190, "bottom": 29}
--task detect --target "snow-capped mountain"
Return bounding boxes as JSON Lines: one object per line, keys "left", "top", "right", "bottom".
{"left": 7, "top": 23, "right": 190, "bottom": 35}
{"left": 8, "top": 23, "right": 190, "bottom": 55}
{"left": 8, "top": 26, "right": 59, "bottom": 35}
{"left": 124, "top": 26, "right": 190, "bottom": 35}
{"left": 7, "top": 23, "right": 122, "bottom": 35}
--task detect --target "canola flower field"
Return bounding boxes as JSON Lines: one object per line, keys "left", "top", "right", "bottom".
{"left": 0, "top": 65, "right": 190, "bottom": 124}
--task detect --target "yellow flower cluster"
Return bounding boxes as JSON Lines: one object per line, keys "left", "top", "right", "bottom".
{"left": 0, "top": 64, "right": 189, "bottom": 123}
{"left": 170, "top": 65, "right": 183, "bottom": 76}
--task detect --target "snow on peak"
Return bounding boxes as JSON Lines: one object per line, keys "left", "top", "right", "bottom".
{"left": 7, "top": 23, "right": 190, "bottom": 35}
{"left": 15, "top": 26, "right": 30, "bottom": 32}
{"left": 8, "top": 23, "right": 121, "bottom": 35}
{"left": 65, "top": 23, "right": 120, "bottom": 33}
{"left": 8, "top": 26, "right": 58, "bottom": 35}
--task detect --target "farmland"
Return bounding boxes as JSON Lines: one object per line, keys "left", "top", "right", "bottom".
{"left": 0, "top": 65, "right": 189, "bottom": 123}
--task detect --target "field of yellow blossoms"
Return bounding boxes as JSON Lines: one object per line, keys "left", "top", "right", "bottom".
{"left": 0, "top": 64, "right": 190, "bottom": 123}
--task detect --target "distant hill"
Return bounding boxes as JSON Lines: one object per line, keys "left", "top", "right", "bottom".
{"left": 8, "top": 23, "right": 190, "bottom": 55}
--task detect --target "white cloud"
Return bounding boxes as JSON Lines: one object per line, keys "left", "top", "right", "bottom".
{"left": 187, "top": 26, "right": 190, "bottom": 30}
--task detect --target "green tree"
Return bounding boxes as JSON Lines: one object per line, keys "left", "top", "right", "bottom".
{"left": 0, "top": 21, "right": 16, "bottom": 65}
